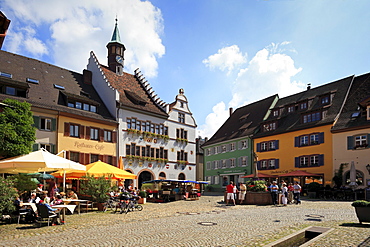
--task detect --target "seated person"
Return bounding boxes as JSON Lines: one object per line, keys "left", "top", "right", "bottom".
{"left": 41, "top": 191, "right": 51, "bottom": 204}
{"left": 50, "top": 195, "right": 63, "bottom": 206}
{"left": 68, "top": 190, "right": 78, "bottom": 200}
{"left": 38, "top": 197, "right": 61, "bottom": 225}
{"left": 28, "top": 193, "right": 41, "bottom": 203}
{"left": 14, "top": 195, "right": 36, "bottom": 223}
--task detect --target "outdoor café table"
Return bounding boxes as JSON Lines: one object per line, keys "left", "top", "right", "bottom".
{"left": 61, "top": 199, "right": 88, "bottom": 214}
{"left": 51, "top": 205, "right": 76, "bottom": 224}
{"left": 22, "top": 203, "right": 37, "bottom": 213}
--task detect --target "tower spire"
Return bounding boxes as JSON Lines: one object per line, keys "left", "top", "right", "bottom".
{"left": 107, "top": 17, "right": 126, "bottom": 75}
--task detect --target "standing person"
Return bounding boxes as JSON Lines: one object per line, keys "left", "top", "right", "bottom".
{"left": 47, "top": 180, "right": 56, "bottom": 198}
{"left": 287, "top": 183, "right": 294, "bottom": 204}
{"left": 293, "top": 181, "right": 302, "bottom": 204}
{"left": 281, "top": 183, "right": 288, "bottom": 206}
{"left": 226, "top": 181, "right": 236, "bottom": 206}
{"left": 233, "top": 183, "right": 238, "bottom": 201}
{"left": 238, "top": 183, "right": 247, "bottom": 203}
{"left": 269, "top": 181, "right": 279, "bottom": 206}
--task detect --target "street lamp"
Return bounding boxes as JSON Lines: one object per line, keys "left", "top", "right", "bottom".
{"left": 366, "top": 164, "right": 370, "bottom": 175}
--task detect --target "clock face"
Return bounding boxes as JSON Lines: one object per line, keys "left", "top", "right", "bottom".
{"left": 116, "top": 55, "right": 123, "bottom": 64}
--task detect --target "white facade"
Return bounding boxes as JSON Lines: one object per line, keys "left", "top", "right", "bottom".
{"left": 121, "top": 89, "right": 197, "bottom": 186}
{"left": 87, "top": 52, "right": 197, "bottom": 188}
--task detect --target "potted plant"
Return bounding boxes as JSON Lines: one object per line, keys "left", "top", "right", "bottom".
{"left": 81, "top": 174, "right": 115, "bottom": 211}
{"left": 138, "top": 191, "right": 147, "bottom": 204}
{"left": 307, "top": 182, "right": 321, "bottom": 198}
{"left": 351, "top": 200, "right": 370, "bottom": 224}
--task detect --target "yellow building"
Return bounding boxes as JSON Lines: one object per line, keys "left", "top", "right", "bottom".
{"left": 253, "top": 76, "right": 353, "bottom": 186}
{"left": 0, "top": 50, "right": 118, "bottom": 166}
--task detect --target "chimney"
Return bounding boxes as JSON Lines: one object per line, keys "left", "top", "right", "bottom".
{"left": 229, "top": 107, "right": 233, "bottom": 116}
{"left": 83, "top": 69, "right": 92, "bottom": 84}
{"left": 307, "top": 83, "right": 311, "bottom": 90}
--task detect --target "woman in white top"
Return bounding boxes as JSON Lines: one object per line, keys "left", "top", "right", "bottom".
{"left": 281, "top": 183, "right": 288, "bottom": 206}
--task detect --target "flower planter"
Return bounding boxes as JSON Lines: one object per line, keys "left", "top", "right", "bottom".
{"left": 224, "top": 191, "right": 272, "bottom": 205}
{"left": 354, "top": 207, "right": 370, "bottom": 224}
{"left": 245, "top": 192, "right": 272, "bottom": 205}
{"left": 138, "top": 197, "right": 146, "bottom": 204}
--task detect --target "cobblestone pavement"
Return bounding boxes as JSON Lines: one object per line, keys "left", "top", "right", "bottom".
{"left": 1, "top": 195, "right": 370, "bottom": 247}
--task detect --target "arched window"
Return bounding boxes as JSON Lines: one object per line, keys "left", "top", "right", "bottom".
{"left": 178, "top": 173, "right": 185, "bottom": 180}
{"left": 159, "top": 172, "right": 166, "bottom": 179}
{"left": 344, "top": 170, "right": 364, "bottom": 186}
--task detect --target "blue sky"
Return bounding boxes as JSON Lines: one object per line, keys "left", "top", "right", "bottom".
{"left": 1, "top": 0, "right": 370, "bottom": 138}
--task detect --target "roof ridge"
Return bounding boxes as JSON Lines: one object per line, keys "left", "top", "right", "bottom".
{"left": 90, "top": 51, "right": 116, "bottom": 91}
{"left": 134, "top": 68, "right": 167, "bottom": 111}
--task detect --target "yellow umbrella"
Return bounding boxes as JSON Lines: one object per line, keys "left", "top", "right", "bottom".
{"left": 52, "top": 160, "right": 137, "bottom": 180}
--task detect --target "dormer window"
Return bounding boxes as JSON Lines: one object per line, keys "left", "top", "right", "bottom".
{"left": 273, "top": 110, "right": 279, "bottom": 117}
{"left": 262, "top": 121, "right": 277, "bottom": 132}
{"left": 300, "top": 102, "right": 307, "bottom": 110}
{"left": 287, "top": 105, "right": 294, "bottom": 113}
{"left": 320, "top": 95, "right": 330, "bottom": 105}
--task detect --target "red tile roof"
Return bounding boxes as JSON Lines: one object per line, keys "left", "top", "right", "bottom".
{"left": 100, "top": 65, "right": 168, "bottom": 117}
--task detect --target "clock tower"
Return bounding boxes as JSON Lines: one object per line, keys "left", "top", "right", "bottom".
{"left": 107, "top": 18, "right": 126, "bottom": 75}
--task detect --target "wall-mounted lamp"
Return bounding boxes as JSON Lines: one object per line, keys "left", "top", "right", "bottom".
{"left": 366, "top": 164, "right": 370, "bottom": 175}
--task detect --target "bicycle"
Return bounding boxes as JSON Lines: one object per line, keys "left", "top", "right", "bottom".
{"left": 103, "top": 197, "right": 119, "bottom": 212}
{"left": 127, "top": 197, "right": 143, "bottom": 212}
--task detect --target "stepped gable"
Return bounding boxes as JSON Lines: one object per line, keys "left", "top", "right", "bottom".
{"left": 332, "top": 72, "right": 370, "bottom": 132}
{"left": 100, "top": 65, "right": 168, "bottom": 117}
{"left": 0, "top": 50, "right": 115, "bottom": 122}
{"left": 204, "top": 94, "right": 278, "bottom": 146}
{"left": 255, "top": 75, "right": 354, "bottom": 137}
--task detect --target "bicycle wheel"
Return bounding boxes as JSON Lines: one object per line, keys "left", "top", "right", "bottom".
{"left": 102, "top": 202, "right": 108, "bottom": 212}
{"left": 136, "top": 205, "right": 143, "bottom": 211}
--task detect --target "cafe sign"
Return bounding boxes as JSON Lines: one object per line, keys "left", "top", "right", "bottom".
{"left": 74, "top": 141, "right": 105, "bottom": 151}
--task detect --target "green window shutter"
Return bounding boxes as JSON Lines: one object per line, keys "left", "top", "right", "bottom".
{"left": 51, "top": 118, "right": 57, "bottom": 131}
{"left": 367, "top": 134, "right": 370, "bottom": 148}
{"left": 51, "top": 144, "right": 56, "bottom": 154}
{"left": 32, "top": 143, "right": 40, "bottom": 151}
{"left": 347, "top": 136, "right": 354, "bottom": 150}
{"left": 33, "top": 116, "right": 40, "bottom": 129}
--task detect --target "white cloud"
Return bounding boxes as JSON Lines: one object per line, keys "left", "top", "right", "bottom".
{"left": 202, "top": 45, "right": 247, "bottom": 75}
{"left": 2, "top": 0, "right": 164, "bottom": 77}
{"left": 198, "top": 42, "right": 305, "bottom": 138}
{"left": 197, "top": 101, "right": 230, "bottom": 138}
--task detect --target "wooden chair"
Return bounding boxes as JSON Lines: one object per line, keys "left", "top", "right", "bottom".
{"left": 80, "top": 201, "right": 94, "bottom": 212}
{"left": 17, "top": 211, "right": 28, "bottom": 224}
{"left": 36, "top": 204, "right": 57, "bottom": 226}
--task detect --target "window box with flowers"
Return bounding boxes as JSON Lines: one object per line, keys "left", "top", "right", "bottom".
{"left": 176, "top": 138, "right": 188, "bottom": 144}
{"left": 177, "top": 160, "right": 189, "bottom": 165}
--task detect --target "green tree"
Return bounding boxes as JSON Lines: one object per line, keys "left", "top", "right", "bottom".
{"left": 0, "top": 98, "right": 36, "bottom": 158}
{"left": 80, "top": 175, "right": 117, "bottom": 203}
{"left": 0, "top": 177, "right": 18, "bottom": 214}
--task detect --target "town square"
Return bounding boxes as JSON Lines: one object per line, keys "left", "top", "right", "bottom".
{"left": 1, "top": 1, "right": 370, "bottom": 246}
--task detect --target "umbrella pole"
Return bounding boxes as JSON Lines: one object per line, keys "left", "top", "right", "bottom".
{"left": 63, "top": 170, "right": 66, "bottom": 193}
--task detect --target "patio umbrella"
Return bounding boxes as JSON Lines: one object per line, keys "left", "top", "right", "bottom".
{"left": 25, "top": 172, "right": 55, "bottom": 180}
{"left": 349, "top": 161, "right": 357, "bottom": 187}
{"left": 278, "top": 170, "right": 320, "bottom": 177}
{"left": 52, "top": 160, "right": 137, "bottom": 180}
{"left": 0, "top": 149, "right": 86, "bottom": 173}
{"left": 241, "top": 172, "right": 277, "bottom": 178}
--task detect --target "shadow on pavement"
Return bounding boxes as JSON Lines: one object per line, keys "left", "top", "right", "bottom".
{"left": 340, "top": 223, "right": 370, "bottom": 228}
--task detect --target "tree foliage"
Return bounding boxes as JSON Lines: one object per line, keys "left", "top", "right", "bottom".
{"left": 0, "top": 177, "right": 18, "bottom": 214}
{"left": 0, "top": 98, "right": 36, "bottom": 158}
{"left": 80, "top": 174, "right": 117, "bottom": 203}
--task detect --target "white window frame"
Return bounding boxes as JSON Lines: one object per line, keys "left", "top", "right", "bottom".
{"left": 40, "top": 118, "right": 52, "bottom": 131}
{"left": 241, "top": 156, "right": 247, "bottom": 167}
{"left": 230, "top": 142, "right": 236, "bottom": 151}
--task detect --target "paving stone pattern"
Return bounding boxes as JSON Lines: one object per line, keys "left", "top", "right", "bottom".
{"left": 1, "top": 195, "right": 369, "bottom": 246}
